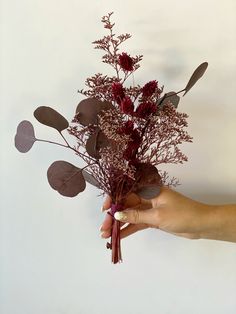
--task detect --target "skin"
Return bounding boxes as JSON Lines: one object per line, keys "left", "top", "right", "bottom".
{"left": 100, "top": 187, "right": 236, "bottom": 243}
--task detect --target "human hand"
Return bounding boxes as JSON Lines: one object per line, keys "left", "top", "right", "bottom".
{"left": 100, "top": 187, "right": 211, "bottom": 240}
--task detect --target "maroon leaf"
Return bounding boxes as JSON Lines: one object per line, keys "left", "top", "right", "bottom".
{"left": 34, "top": 106, "right": 69, "bottom": 132}
{"left": 86, "top": 129, "right": 109, "bottom": 159}
{"left": 76, "top": 98, "right": 113, "bottom": 126}
{"left": 47, "top": 161, "right": 86, "bottom": 197}
{"left": 134, "top": 163, "right": 161, "bottom": 199}
{"left": 82, "top": 170, "right": 100, "bottom": 188}
{"left": 157, "top": 91, "right": 180, "bottom": 108}
{"left": 15, "top": 120, "right": 37, "bottom": 153}
{"left": 136, "top": 185, "right": 161, "bottom": 199}
{"left": 183, "top": 62, "right": 208, "bottom": 96}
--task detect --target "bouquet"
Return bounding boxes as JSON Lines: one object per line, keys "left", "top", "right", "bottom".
{"left": 15, "top": 12, "right": 208, "bottom": 264}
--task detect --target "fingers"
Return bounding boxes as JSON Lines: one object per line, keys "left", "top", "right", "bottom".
{"left": 100, "top": 212, "right": 113, "bottom": 235}
{"left": 101, "top": 195, "right": 112, "bottom": 212}
{"left": 101, "top": 193, "right": 151, "bottom": 212}
{"left": 100, "top": 212, "right": 126, "bottom": 238}
{"left": 120, "top": 223, "right": 149, "bottom": 239}
{"left": 114, "top": 206, "right": 157, "bottom": 226}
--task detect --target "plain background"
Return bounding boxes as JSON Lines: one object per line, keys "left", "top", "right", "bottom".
{"left": 1, "top": 0, "right": 236, "bottom": 313}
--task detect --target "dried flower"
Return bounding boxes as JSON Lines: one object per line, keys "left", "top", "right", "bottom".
{"left": 118, "top": 52, "right": 134, "bottom": 71}
{"left": 118, "top": 120, "right": 134, "bottom": 135}
{"left": 135, "top": 102, "right": 157, "bottom": 118}
{"left": 120, "top": 96, "right": 134, "bottom": 114}
{"left": 142, "top": 80, "right": 158, "bottom": 97}
{"left": 112, "top": 82, "right": 125, "bottom": 104}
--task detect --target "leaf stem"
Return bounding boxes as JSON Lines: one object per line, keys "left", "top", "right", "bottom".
{"left": 36, "top": 138, "right": 97, "bottom": 162}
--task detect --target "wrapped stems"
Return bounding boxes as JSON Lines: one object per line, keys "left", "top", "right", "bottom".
{"left": 106, "top": 203, "right": 123, "bottom": 264}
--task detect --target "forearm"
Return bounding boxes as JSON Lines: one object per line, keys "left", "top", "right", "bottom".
{"left": 200, "top": 204, "right": 236, "bottom": 243}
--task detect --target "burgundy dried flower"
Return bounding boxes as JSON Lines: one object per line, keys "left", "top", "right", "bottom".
{"left": 142, "top": 80, "right": 158, "bottom": 97}
{"left": 120, "top": 96, "right": 134, "bottom": 114}
{"left": 111, "top": 82, "right": 125, "bottom": 104}
{"left": 118, "top": 120, "right": 134, "bottom": 135}
{"left": 118, "top": 52, "right": 134, "bottom": 72}
{"left": 135, "top": 102, "right": 157, "bottom": 118}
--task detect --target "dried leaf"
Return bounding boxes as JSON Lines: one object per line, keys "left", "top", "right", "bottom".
{"left": 134, "top": 163, "right": 161, "bottom": 199}
{"left": 15, "top": 120, "right": 37, "bottom": 153}
{"left": 34, "top": 106, "right": 69, "bottom": 132}
{"left": 183, "top": 62, "right": 208, "bottom": 96}
{"left": 157, "top": 91, "right": 180, "bottom": 108}
{"left": 136, "top": 185, "right": 161, "bottom": 199}
{"left": 47, "top": 160, "right": 86, "bottom": 197}
{"left": 76, "top": 98, "right": 113, "bottom": 126}
{"left": 86, "top": 129, "right": 109, "bottom": 159}
{"left": 82, "top": 170, "right": 100, "bottom": 188}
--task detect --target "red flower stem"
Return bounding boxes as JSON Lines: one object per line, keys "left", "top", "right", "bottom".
{"left": 107, "top": 203, "right": 123, "bottom": 264}
{"left": 111, "top": 219, "right": 122, "bottom": 263}
{"left": 108, "top": 27, "right": 120, "bottom": 80}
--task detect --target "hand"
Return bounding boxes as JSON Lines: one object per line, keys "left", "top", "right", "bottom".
{"left": 100, "top": 187, "right": 210, "bottom": 240}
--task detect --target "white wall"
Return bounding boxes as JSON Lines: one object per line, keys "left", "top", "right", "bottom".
{"left": 1, "top": 1, "right": 236, "bottom": 313}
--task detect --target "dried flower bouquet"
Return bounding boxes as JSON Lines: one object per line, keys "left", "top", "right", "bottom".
{"left": 15, "top": 12, "right": 208, "bottom": 263}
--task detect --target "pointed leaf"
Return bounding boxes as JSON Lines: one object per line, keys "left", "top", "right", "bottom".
{"left": 34, "top": 106, "right": 69, "bottom": 132}
{"left": 157, "top": 91, "right": 180, "bottom": 108}
{"left": 183, "top": 62, "right": 208, "bottom": 96}
{"left": 76, "top": 98, "right": 113, "bottom": 126}
{"left": 82, "top": 170, "right": 100, "bottom": 188}
{"left": 47, "top": 161, "right": 86, "bottom": 197}
{"left": 15, "top": 120, "right": 37, "bottom": 153}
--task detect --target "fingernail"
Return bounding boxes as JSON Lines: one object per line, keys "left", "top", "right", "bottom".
{"left": 100, "top": 206, "right": 105, "bottom": 212}
{"left": 99, "top": 225, "right": 103, "bottom": 232}
{"left": 114, "top": 212, "right": 127, "bottom": 221}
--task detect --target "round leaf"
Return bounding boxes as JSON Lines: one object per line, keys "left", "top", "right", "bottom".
{"left": 34, "top": 106, "right": 69, "bottom": 132}
{"left": 136, "top": 185, "right": 161, "bottom": 199}
{"left": 14, "top": 120, "right": 37, "bottom": 153}
{"left": 82, "top": 170, "right": 100, "bottom": 188}
{"left": 183, "top": 62, "right": 208, "bottom": 96}
{"left": 76, "top": 98, "right": 113, "bottom": 126}
{"left": 86, "top": 129, "right": 109, "bottom": 159}
{"left": 47, "top": 160, "right": 86, "bottom": 197}
{"left": 134, "top": 163, "right": 161, "bottom": 199}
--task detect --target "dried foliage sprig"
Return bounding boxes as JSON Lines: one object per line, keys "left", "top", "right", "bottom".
{"left": 15, "top": 12, "right": 208, "bottom": 264}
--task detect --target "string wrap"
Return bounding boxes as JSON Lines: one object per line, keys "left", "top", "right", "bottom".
{"left": 110, "top": 203, "right": 123, "bottom": 217}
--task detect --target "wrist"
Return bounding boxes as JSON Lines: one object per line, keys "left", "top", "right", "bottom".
{"left": 198, "top": 204, "right": 236, "bottom": 242}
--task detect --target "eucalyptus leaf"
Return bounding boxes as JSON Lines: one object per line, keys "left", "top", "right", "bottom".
{"left": 15, "top": 120, "right": 37, "bottom": 153}
{"left": 86, "top": 129, "right": 109, "bottom": 159}
{"left": 134, "top": 163, "right": 161, "bottom": 199}
{"left": 34, "top": 106, "right": 69, "bottom": 132}
{"left": 82, "top": 170, "right": 100, "bottom": 188}
{"left": 183, "top": 62, "right": 208, "bottom": 96}
{"left": 47, "top": 160, "right": 86, "bottom": 197}
{"left": 76, "top": 98, "right": 113, "bottom": 126}
{"left": 157, "top": 91, "right": 180, "bottom": 108}
{"left": 136, "top": 185, "right": 161, "bottom": 199}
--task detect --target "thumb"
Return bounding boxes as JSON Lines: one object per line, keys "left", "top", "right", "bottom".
{"left": 114, "top": 207, "right": 155, "bottom": 225}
